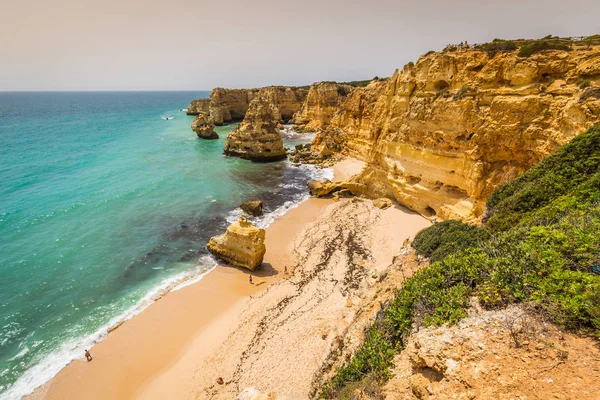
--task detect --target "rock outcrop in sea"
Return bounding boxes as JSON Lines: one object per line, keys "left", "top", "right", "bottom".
{"left": 187, "top": 86, "right": 308, "bottom": 126}
{"left": 186, "top": 98, "right": 210, "bottom": 115}
{"left": 240, "top": 200, "right": 263, "bottom": 216}
{"left": 191, "top": 112, "right": 218, "bottom": 139}
{"left": 224, "top": 93, "right": 287, "bottom": 161}
{"left": 297, "top": 46, "right": 600, "bottom": 221}
{"left": 206, "top": 216, "right": 266, "bottom": 271}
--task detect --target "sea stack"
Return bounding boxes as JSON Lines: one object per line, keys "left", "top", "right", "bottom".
{"left": 191, "top": 112, "right": 218, "bottom": 139}
{"left": 206, "top": 216, "right": 266, "bottom": 271}
{"left": 223, "top": 93, "right": 287, "bottom": 161}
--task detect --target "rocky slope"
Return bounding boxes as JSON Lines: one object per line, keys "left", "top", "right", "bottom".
{"left": 302, "top": 47, "right": 600, "bottom": 221}
{"left": 292, "top": 82, "right": 353, "bottom": 131}
{"left": 384, "top": 304, "right": 600, "bottom": 400}
{"left": 223, "top": 93, "right": 287, "bottom": 161}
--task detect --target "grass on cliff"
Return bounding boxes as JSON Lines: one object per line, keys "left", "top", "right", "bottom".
{"left": 321, "top": 124, "right": 600, "bottom": 399}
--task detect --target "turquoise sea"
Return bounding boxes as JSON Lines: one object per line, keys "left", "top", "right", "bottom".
{"left": 0, "top": 92, "right": 328, "bottom": 399}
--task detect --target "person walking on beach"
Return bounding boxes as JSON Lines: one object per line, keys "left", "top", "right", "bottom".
{"left": 85, "top": 349, "right": 93, "bottom": 362}
{"left": 249, "top": 275, "right": 253, "bottom": 284}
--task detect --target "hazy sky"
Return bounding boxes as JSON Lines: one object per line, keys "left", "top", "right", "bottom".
{"left": 1, "top": 0, "right": 598, "bottom": 91}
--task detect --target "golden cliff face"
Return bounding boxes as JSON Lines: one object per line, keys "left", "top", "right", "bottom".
{"left": 224, "top": 92, "right": 287, "bottom": 161}
{"left": 325, "top": 47, "right": 600, "bottom": 221}
{"left": 186, "top": 98, "right": 210, "bottom": 115}
{"left": 209, "top": 88, "right": 257, "bottom": 125}
{"left": 194, "top": 86, "right": 308, "bottom": 126}
{"left": 292, "top": 82, "right": 353, "bottom": 131}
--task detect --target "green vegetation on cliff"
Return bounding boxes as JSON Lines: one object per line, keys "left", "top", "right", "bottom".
{"left": 322, "top": 124, "right": 600, "bottom": 399}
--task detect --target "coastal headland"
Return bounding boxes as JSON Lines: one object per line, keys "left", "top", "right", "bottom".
{"left": 28, "top": 36, "right": 600, "bottom": 400}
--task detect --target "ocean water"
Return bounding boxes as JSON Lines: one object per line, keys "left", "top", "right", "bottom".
{"left": 0, "top": 92, "right": 329, "bottom": 399}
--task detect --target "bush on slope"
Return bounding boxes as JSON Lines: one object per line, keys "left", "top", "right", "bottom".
{"left": 322, "top": 124, "right": 600, "bottom": 398}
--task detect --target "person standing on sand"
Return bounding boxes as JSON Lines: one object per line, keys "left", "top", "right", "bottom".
{"left": 249, "top": 275, "right": 253, "bottom": 284}
{"left": 85, "top": 349, "right": 92, "bottom": 362}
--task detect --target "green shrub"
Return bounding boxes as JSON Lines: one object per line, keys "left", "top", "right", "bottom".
{"left": 323, "top": 124, "right": 600, "bottom": 398}
{"left": 412, "top": 220, "right": 487, "bottom": 262}
{"left": 517, "top": 40, "right": 571, "bottom": 57}
{"left": 479, "top": 39, "right": 517, "bottom": 54}
{"left": 485, "top": 124, "right": 600, "bottom": 230}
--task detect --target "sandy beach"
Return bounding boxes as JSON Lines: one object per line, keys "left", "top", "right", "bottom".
{"left": 29, "top": 158, "right": 429, "bottom": 400}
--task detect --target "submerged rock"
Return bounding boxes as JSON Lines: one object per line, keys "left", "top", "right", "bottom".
{"left": 206, "top": 216, "right": 266, "bottom": 270}
{"left": 224, "top": 93, "right": 287, "bottom": 161}
{"left": 191, "top": 112, "right": 218, "bottom": 139}
{"left": 240, "top": 200, "right": 263, "bottom": 216}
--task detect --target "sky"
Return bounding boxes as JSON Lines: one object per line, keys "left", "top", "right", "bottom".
{"left": 1, "top": 0, "right": 599, "bottom": 91}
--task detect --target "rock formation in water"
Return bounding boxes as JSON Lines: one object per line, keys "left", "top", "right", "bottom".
{"left": 206, "top": 216, "right": 266, "bottom": 270}
{"left": 188, "top": 86, "right": 308, "bottom": 126}
{"left": 186, "top": 98, "right": 210, "bottom": 115}
{"left": 240, "top": 200, "right": 263, "bottom": 216}
{"left": 191, "top": 112, "right": 218, "bottom": 139}
{"left": 300, "top": 47, "right": 600, "bottom": 221}
{"left": 292, "top": 82, "right": 353, "bottom": 132}
{"left": 224, "top": 93, "right": 287, "bottom": 161}
{"left": 209, "top": 88, "right": 258, "bottom": 125}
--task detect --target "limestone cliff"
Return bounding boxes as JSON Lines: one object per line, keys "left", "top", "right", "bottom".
{"left": 321, "top": 47, "right": 600, "bottom": 220}
{"left": 190, "top": 86, "right": 308, "bottom": 126}
{"left": 206, "top": 216, "right": 266, "bottom": 271}
{"left": 191, "top": 112, "right": 218, "bottom": 139}
{"left": 209, "top": 88, "right": 258, "bottom": 125}
{"left": 186, "top": 98, "right": 210, "bottom": 115}
{"left": 292, "top": 82, "right": 353, "bottom": 131}
{"left": 224, "top": 93, "right": 287, "bottom": 161}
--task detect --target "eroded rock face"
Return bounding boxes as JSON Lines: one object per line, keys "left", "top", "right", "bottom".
{"left": 186, "top": 98, "right": 210, "bottom": 115}
{"left": 292, "top": 82, "right": 353, "bottom": 132}
{"left": 191, "top": 112, "right": 218, "bottom": 139}
{"left": 224, "top": 94, "right": 287, "bottom": 161}
{"left": 384, "top": 304, "right": 600, "bottom": 399}
{"left": 307, "top": 179, "right": 368, "bottom": 197}
{"left": 240, "top": 200, "right": 263, "bottom": 216}
{"left": 190, "top": 86, "right": 308, "bottom": 126}
{"left": 206, "top": 216, "right": 266, "bottom": 270}
{"left": 321, "top": 47, "right": 600, "bottom": 221}
{"left": 372, "top": 198, "right": 393, "bottom": 209}
{"left": 209, "top": 88, "right": 258, "bottom": 125}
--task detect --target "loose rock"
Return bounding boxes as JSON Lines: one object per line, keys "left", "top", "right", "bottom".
{"left": 240, "top": 200, "right": 263, "bottom": 216}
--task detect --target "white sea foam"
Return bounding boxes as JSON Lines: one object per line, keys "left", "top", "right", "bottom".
{"left": 7, "top": 347, "right": 29, "bottom": 362}
{"left": 4, "top": 162, "right": 332, "bottom": 400}
{"left": 2, "top": 256, "right": 217, "bottom": 400}
{"left": 226, "top": 162, "right": 333, "bottom": 229}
